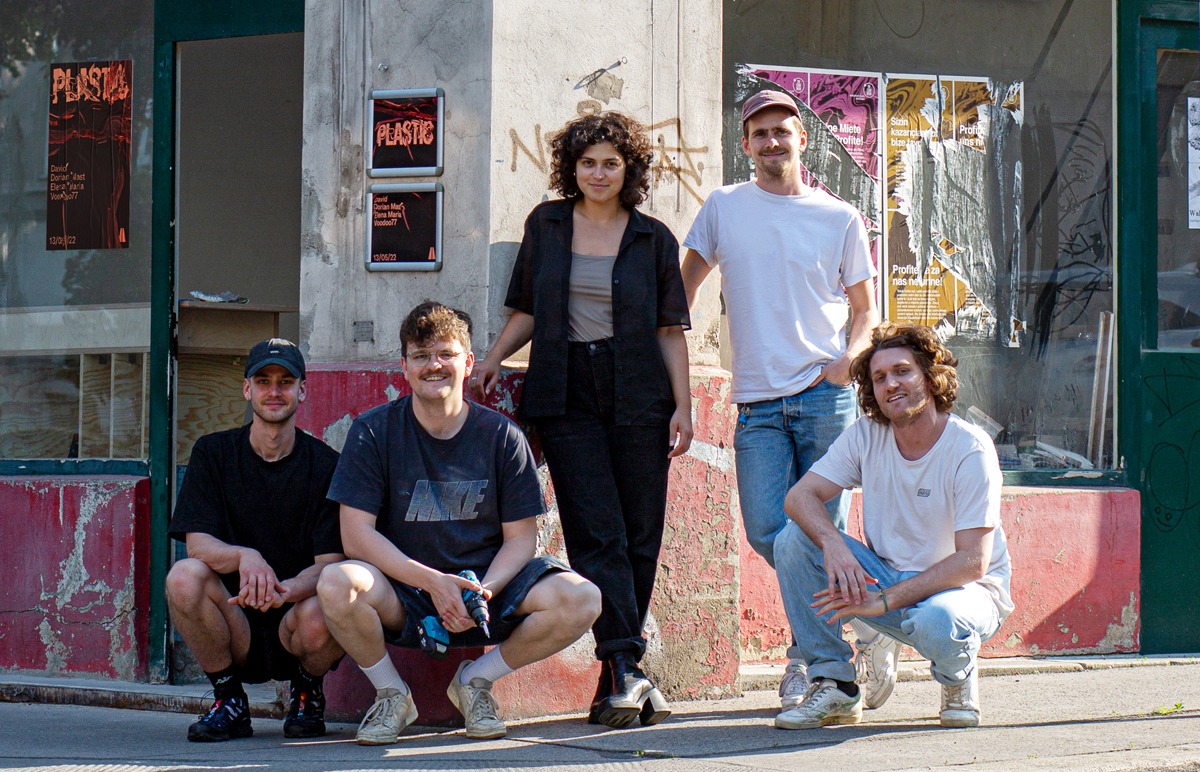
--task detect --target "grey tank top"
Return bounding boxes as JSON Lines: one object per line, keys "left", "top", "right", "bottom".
{"left": 567, "top": 252, "right": 618, "bottom": 342}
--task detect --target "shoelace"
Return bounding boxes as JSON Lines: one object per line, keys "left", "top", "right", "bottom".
{"left": 362, "top": 695, "right": 401, "bottom": 728}
{"left": 201, "top": 698, "right": 242, "bottom": 724}
{"left": 944, "top": 684, "right": 969, "bottom": 709}
{"left": 780, "top": 667, "right": 808, "bottom": 698}
{"left": 467, "top": 684, "right": 500, "bottom": 724}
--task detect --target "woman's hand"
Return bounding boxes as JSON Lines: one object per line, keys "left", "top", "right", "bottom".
{"left": 667, "top": 405, "right": 693, "bottom": 458}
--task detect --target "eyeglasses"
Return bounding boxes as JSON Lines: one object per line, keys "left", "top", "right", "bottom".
{"left": 405, "top": 350, "right": 465, "bottom": 367}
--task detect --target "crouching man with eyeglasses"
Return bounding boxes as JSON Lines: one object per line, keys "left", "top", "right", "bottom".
{"left": 318, "top": 300, "right": 601, "bottom": 744}
{"left": 773, "top": 323, "right": 1013, "bottom": 730}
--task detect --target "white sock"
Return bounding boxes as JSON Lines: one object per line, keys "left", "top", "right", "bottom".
{"left": 460, "top": 647, "right": 514, "bottom": 685}
{"left": 361, "top": 654, "right": 409, "bottom": 695}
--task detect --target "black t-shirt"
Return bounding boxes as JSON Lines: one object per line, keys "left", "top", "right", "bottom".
{"left": 327, "top": 396, "right": 545, "bottom": 576}
{"left": 168, "top": 426, "right": 342, "bottom": 595}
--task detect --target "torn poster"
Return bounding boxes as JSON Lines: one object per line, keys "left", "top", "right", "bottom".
{"left": 1189, "top": 97, "right": 1200, "bottom": 229}
{"left": 885, "top": 76, "right": 1024, "bottom": 345}
{"left": 738, "top": 64, "right": 883, "bottom": 270}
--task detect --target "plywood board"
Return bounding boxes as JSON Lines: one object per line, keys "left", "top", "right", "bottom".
{"left": 0, "top": 357, "right": 79, "bottom": 458}
{"left": 176, "top": 354, "right": 248, "bottom": 464}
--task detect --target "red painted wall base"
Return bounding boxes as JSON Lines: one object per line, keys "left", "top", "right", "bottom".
{"left": 0, "top": 476, "right": 150, "bottom": 680}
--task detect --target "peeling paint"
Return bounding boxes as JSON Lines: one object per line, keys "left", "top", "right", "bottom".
{"left": 1097, "top": 593, "right": 1140, "bottom": 651}
{"left": 321, "top": 413, "right": 355, "bottom": 453}
{"left": 37, "top": 619, "right": 67, "bottom": 673}
{"left": 686, "top": 439, "right": 733, "bottom": 471}
{"left": 384, "top": 383, "right": 402, "bottom": 401}
{"left": 49, "top": 484, "right": 121, "bottom": 609}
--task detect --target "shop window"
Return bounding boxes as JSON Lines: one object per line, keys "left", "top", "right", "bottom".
{"left": 1156, "top": 48, "right": 1200, "bottom": 350}
{"left": 725, "top": 0, "right": 1116, "bottom": 471}
{"left": 0, "top": 0, "right": 153, "bottom": 461}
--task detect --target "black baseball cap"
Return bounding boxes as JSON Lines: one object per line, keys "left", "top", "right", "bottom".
{"left": 245, "top": 338, "right": 305, "bottom": 380}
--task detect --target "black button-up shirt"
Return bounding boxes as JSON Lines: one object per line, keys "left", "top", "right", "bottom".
{"left": 504, "top": 199, "right": 691, "bottom": 425}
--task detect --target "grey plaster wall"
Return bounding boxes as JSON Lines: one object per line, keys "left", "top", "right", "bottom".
{"left": 300, "top": 0, "right": 724, "bottom": 364}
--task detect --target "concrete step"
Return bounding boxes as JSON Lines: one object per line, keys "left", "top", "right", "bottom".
{"left": 738, "top": 653, "right": 1200, "bottom": 692}
{"left": 0, "top": 673, "right": 284, "bottom": 718}
{"left": 4, "top": 654, "right": 1197, "bottom": 723}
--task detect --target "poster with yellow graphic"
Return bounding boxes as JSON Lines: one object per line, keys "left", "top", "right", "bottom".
{"left": 884, "top": 76, "right": 1024, "bottom": 344}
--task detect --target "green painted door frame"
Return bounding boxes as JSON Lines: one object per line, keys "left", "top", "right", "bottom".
{"left": 149, "top": 0, "right": 303, "bottom": 678}
{"left": 1117, "top": 0, "right": 1200, "bottom": 653}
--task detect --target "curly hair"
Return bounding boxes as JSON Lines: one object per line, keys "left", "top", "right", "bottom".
{"left": 399, "top": 300, "right": 473, "bottom": 357}
{"left": 548, "top": 112, "right": 654, "bottom": 208}
{"left": 850, "top": 323, "right": 959, "bottom": 424}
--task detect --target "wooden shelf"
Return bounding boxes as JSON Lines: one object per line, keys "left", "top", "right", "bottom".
{"left": 176, "top": 301, "right": 297, "bottom": 355}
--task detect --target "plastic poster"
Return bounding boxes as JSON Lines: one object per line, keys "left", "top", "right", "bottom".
{"left": 46, "top": 60, "right": 132, "bottom": 250}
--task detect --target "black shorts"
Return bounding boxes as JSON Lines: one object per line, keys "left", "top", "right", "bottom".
{"left": 384, "top": 556, "right": 571, "bottom": 648}
{"left": 238, "top": 604, "right": 297, "bottom": 684}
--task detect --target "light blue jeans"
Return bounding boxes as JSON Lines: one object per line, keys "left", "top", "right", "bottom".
{"left": 733, "top": 380, "right": 857, "bottom": 567}
{"left": 773, "top": 523, "right": 1004, "bottom": 686}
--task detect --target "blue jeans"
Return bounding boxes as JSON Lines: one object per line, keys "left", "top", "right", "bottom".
{"left": 774, "top": 523, "right": 1004, "bottom": 686}
{"left": 734, "top": 380, "right": 856, "bottom": 566}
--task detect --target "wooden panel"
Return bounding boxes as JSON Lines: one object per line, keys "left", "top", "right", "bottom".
{"left": 78, "top": 354, "right": 111, "bottom": 458}
{"left": 111, "top": 353, "right": 145, "bottom": 458}
{"left": 0, "top": 357, "right": 79, "bottom": 458}
{"left": 177, "top": 303, "right": 288, "bottom": 355}
{"left": 176, "top": 354, "right": 248, "bottom": 464}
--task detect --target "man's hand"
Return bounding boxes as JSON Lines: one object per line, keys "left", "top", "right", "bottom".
{"left": 811, "top": 586, "right": 886, "bottom": 624}
{"left": 229, "top": 547, "right": 288, "bottom": 610}
{"left": 820, "top": 354, "right": 854, "bottom": 387}
{"left": 426, "top": 572, "right": 492, "bottom": 634}
{"left": 823, "top": 538, "right": 876, "bottom": 606}
{"left": 470, "top": 357, "right": 502, "bottom": 399}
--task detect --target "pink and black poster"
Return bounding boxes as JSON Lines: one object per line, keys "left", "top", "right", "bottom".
{"left": 46, "top": 60, "right": 132, "bottom": 250}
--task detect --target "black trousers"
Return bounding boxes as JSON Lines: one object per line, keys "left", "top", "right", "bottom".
{"left": 534, "top": 339, "right": 672, "bottom": 661}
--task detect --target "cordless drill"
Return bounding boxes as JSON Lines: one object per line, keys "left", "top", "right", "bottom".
{"left": 459, "top": 569, "right": 491, "bottom": 639}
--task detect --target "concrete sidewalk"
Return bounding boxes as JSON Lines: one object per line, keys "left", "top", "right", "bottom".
{"left": 2, "top": 657, "right": 1200, "bottom": 771}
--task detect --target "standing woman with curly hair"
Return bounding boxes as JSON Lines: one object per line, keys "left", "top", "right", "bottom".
{"left": 471, "top": 112, "right": 691, "bottom": 728}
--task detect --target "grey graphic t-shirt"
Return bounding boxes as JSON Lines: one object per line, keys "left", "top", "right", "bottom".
{"left": 328, "top": 396, "right": 544, "bottom": 575}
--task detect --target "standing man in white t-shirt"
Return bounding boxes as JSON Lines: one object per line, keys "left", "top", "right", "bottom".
{"left": 681, "top": 88, "right": 884, "bottom": 717}
{"left": 772, "top": 323, "right": 1013, "bottom": 730}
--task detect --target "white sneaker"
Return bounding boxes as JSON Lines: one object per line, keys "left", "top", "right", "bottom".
{"left": 778, "top": 658, "right": 809, "bottom": 710}
{"left": 939, "top": 669, "right": 980, "bottom": 728}
{"left": 852, "top": 629, "right": 899, "bottom": 709}
{"left": 355, "top": 687, "right": 417, "bottom": 745}
{"left": 447, "top": 660, "right": 507, "bottom": 739}
{"left": 774, "top": 678, "right": 863, "bottom": 730}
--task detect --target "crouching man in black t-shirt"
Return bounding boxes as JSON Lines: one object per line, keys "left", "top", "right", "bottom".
{"left": 167, "top": 339, "right": 345, "bottom": 742}
{"left": 318, "top": 301, "right": 601, "bottom": 744}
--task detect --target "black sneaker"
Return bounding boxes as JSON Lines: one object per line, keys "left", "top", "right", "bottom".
{"left": 283, "top": 682, "right": 327, "bottom": 738}
{"left": 187, "top": 695, "right": 253, "bottom": 742}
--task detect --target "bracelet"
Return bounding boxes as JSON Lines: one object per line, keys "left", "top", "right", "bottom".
{"left": 880, "top": 588, "right": 890, "bottom": 613}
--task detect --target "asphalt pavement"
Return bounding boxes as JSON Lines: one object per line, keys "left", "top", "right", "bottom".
{"left": 2, "top": 657, "right": 1200, "bottom": 771}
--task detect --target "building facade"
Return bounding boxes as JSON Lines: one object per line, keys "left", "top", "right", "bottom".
{"left": 0, "top": 0, "right": 1195, "bottom": 693}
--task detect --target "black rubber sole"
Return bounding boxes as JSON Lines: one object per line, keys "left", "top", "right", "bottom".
{"left": 187, "top": 722, "right": 253, "bottom": 742}
{"left": 283, "top": 719, "right": 326, "bottom": 738}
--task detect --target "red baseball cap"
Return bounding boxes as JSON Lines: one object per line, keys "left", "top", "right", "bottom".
{"left": 741, "top": 89, "right": 800, "bottom": 125}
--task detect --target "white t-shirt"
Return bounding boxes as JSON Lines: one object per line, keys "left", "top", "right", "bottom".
{"left": 683, "top": 182, "right": 876, "bottom": 403}
{"left": 811, "top": 413, "right": 1014, "bottom": 619}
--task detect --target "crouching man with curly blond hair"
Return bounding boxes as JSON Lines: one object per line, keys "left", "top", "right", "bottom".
{"left": 773, "top": 323, "right": 1013, "bottom": 730}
